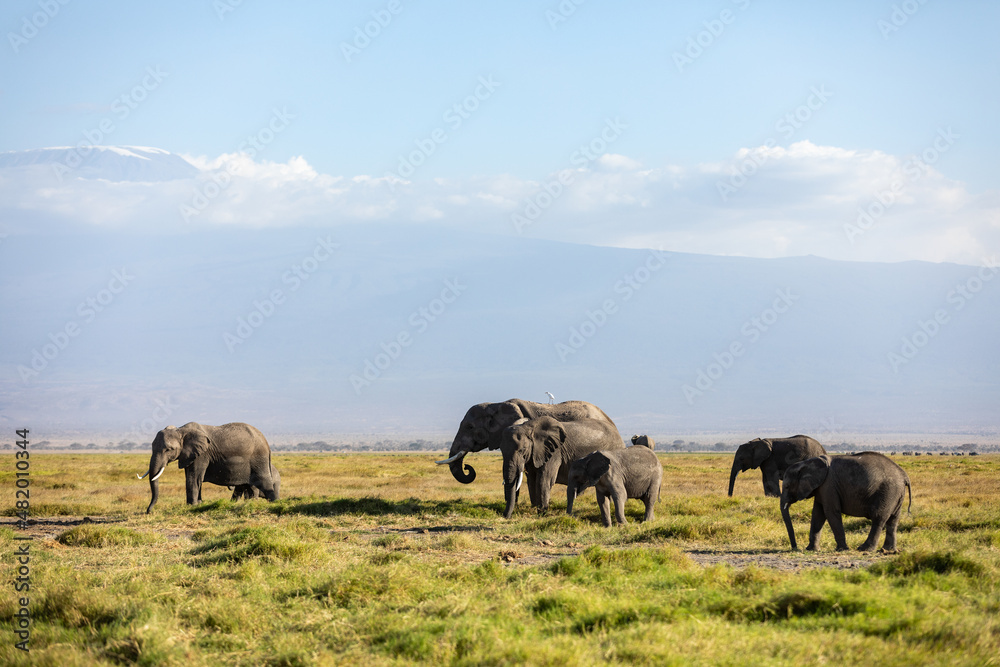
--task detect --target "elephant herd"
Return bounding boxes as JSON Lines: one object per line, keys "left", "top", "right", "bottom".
{"left": 139, "top": 398, "right": 913, "bottom": 552}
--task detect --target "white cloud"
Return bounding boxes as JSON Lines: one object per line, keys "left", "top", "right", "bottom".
{"left": 1, "top": 141, "right": 996, "bottom": 264}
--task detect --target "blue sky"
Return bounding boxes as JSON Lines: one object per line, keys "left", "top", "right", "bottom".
{"left": 2, "top": 0, "right": 997, "bottom": 262}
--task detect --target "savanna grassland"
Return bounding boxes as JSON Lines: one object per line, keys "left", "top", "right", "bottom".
{"left": 2, "top": 452, "right": 999, "bottom": 666}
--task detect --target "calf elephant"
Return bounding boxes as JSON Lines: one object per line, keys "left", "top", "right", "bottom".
{"left": 780, "top": 452, "right": 912, "bottom": 552}
{"left": 500, "top": 416, "right": 624, "bottom": 518}
{"left": 728, "top": 435, "right": 826, "bottom": 497}
{"left": 231, "top": 463, "right": 281, "bottom": 500}
{"left": 436, "top": 398, "right": 617, "bottom": 509}
{"left": 566, "top": 445, "right": 662, "bottom": 526}
{"left": 138, "top": 422, "right": 278, "bottom": 513}
{"left": 630, "top": 434, "right": 655, "bottom": 450}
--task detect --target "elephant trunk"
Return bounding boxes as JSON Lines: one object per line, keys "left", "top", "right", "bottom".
{"left": 144, "top": 452, "right": 167, "bottom": 514}
{"left": 439, "top": 438, "right": 477, "bottom": 484}
{"left": 503, "top": 480, "right": 518, "bottom": 519}
{"left": 566, "top": 483, "right": 578, "bottom": 515}
{"left": 728, "top": 462, "right": 739, "bottom": 497}
{"left": 780, "top": 495, "right": 797, "bottom": 550}
{"left": 449, "top": 455, "right": 476, "bottom": 484}
{"left": 502, "top": 464, "right": 523, "bottom": 519}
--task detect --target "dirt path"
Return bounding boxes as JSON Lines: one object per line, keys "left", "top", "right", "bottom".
{"left": 5, "top": 517, "right": 888, "bottom": 570}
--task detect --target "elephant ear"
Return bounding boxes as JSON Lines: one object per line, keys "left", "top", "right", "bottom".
{"left": 178, "top": 425, "right": 211, "bottom": 468}
{"left": 532, "top": 417, "right": 566, "bottom": 469}
{"left": 750, "top": 438, "right": 773, "bottom": 467}
{"left": 585, "top": 452, "right": 611, "bottom": 483}
{"left": 794, "top": 456, "right": 831, "bottom": 499}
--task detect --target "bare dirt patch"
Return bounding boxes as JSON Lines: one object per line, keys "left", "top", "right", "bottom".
{"left": 685, "top": 547, "right": 893, "bottom": 571}
{"left": 8, "top": 517, "right": 893, "bottom": 571}
{"left": 1, "top": 516, "right": 124, "bottom": 541}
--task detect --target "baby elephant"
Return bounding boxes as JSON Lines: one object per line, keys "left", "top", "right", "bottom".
{"left": 567, "top": 446, "right": 663, "bottom": 526}
{"left": 230, "top": 464, "right": 281, "bottom": 501}
{"left": 781, "top": 452, "right": 911, "bottom": 552}
{"left": 630, "top": 434, "right": 655, "bottom": 450}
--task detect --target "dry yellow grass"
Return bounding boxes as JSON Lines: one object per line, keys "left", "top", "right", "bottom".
{"left": 1, "top": 452, "right": 997, "bottom": 665}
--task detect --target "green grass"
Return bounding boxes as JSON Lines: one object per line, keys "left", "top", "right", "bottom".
{"left": 0, "top": 452, "right": 998, "bottom": 665}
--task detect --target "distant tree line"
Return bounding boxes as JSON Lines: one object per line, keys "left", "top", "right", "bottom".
{"left": 1, "top": 439, "right": 995, "bottom": 453}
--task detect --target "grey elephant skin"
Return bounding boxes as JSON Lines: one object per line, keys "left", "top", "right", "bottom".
{"left": 139, "top": 422, "right": 278, "bottom": 513}
{"left": 438, "top": 398, "right": 616, "bottom": 500}
{"left": 630, "top": 434, "right": 655, "bottom": 450}
{"left": 728, "top": 435, "right": 826, "bottom": 497}
{"left": 499, "top": 415, "right": 624, "bottom": 519}
{"left": 780, "top": 452, "right": 912, "bottom": 552}
{"left": 566, "top": 443, "right": 662, "bottom": 526}
{"left": 231, "top": 463, "right": 281, "bottom": 500}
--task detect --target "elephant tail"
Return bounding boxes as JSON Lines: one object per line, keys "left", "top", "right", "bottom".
{"left": 905, "top": 477, "right": 912, "bottom": 515}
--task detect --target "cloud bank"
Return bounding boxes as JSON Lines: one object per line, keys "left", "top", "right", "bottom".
{"left": 2, "top": 141, "right": 995, "bottom": 264}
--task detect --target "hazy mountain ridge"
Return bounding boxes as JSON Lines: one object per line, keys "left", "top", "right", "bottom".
{"left": 2, "top": 224, "right": 997, "bottom": 439}
{"left": 0, "top": 146, "right": 997, "bottom": 438}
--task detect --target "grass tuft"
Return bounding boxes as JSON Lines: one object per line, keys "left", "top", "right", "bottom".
{"left": 57, "top": 525, "right": 162, "bottom": 548}
{"left": 2, "top": 502, "right": 105, "bottom": 516}
{"left": 192, "top": 525, "right": 323, "bottom": 565}
{"left": 869, "top": 550, "right": 986, "bottom": 577}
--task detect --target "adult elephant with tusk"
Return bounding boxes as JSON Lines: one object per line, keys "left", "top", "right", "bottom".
{"left": 437, "top": 398, "right": 617, "bottom": 504}
{"left": 727, "top": 435, "right": 826, "bottom": 498}
{"left": 499, "top": 415, "right": 624, "bottom": 519}
{"left": 139, "top": 422, "right": 278, "bottom": 513}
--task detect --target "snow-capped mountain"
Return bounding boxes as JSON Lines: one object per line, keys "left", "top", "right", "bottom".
{"left": 0, "top": 146, "right": 200, "bottom": 181}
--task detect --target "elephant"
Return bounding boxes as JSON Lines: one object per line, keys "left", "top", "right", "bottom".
{"left": 566, "top": 445, "right": 662, "bottom": 526}
{"left": 728, "top": 435, "right": 826, "bottom": 498}
{"left": 137, "top": 422, "right": 278, "bottom": 513}
{"left": 499, "top": 415, "right": 624, "bottom": 519}
{"left": 780, "top": 452, "right": 912, "bottom": 552}
{"left": 436, "top": 398, "right": 617, "bottom": 507}
{"left": 230, "top": 463, "right": 281, "bottom": 500}
{"left": 630, "top": 434, "right": 655, "bottom": 450}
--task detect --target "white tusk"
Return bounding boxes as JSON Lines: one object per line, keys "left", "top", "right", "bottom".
{"left": 150, "top": 466, "right": 166, "bottom": 482}
{"left": 782, "top": 503, "right": 789, "bottom": 511}
{"left": 136, "top": 471, "right": 149, "bottom": 480}
{"left": 514, "top": 471, "right": 523, "bottom": 494}
{"left": 435, "top": 450, "right": 468, "bottom": 465}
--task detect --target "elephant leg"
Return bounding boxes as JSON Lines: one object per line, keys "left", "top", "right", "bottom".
{"left": 823, "top": 507, "right": 851, "bottom": 551}
{"left": 538, "top": 465, "right": 559, "bottom": 512}
{"left": 612, "top": 488, "right": 627, "bottom": 525}
{"left": 642, "top": 492, "right": 655, "bottom": 523}
{"left": 761, "top": 465, "right": 781, "bottom": 497}
{"left": 185, "top": 468, "right": 200, "bottom": 505}
{"left": 807, "top": 502, "right": 828, "bottom": 551}
{"left": 595, "top": 490, "right": 612, "bottom": 527}
{"left": 881, "top": 510, "right": 901, "bottom": 553}
{"left": 859, "top": 515, "right": 887, "bottom": 552}
{"left": 526, "top": 469, "right": 541, "bottom": 508}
